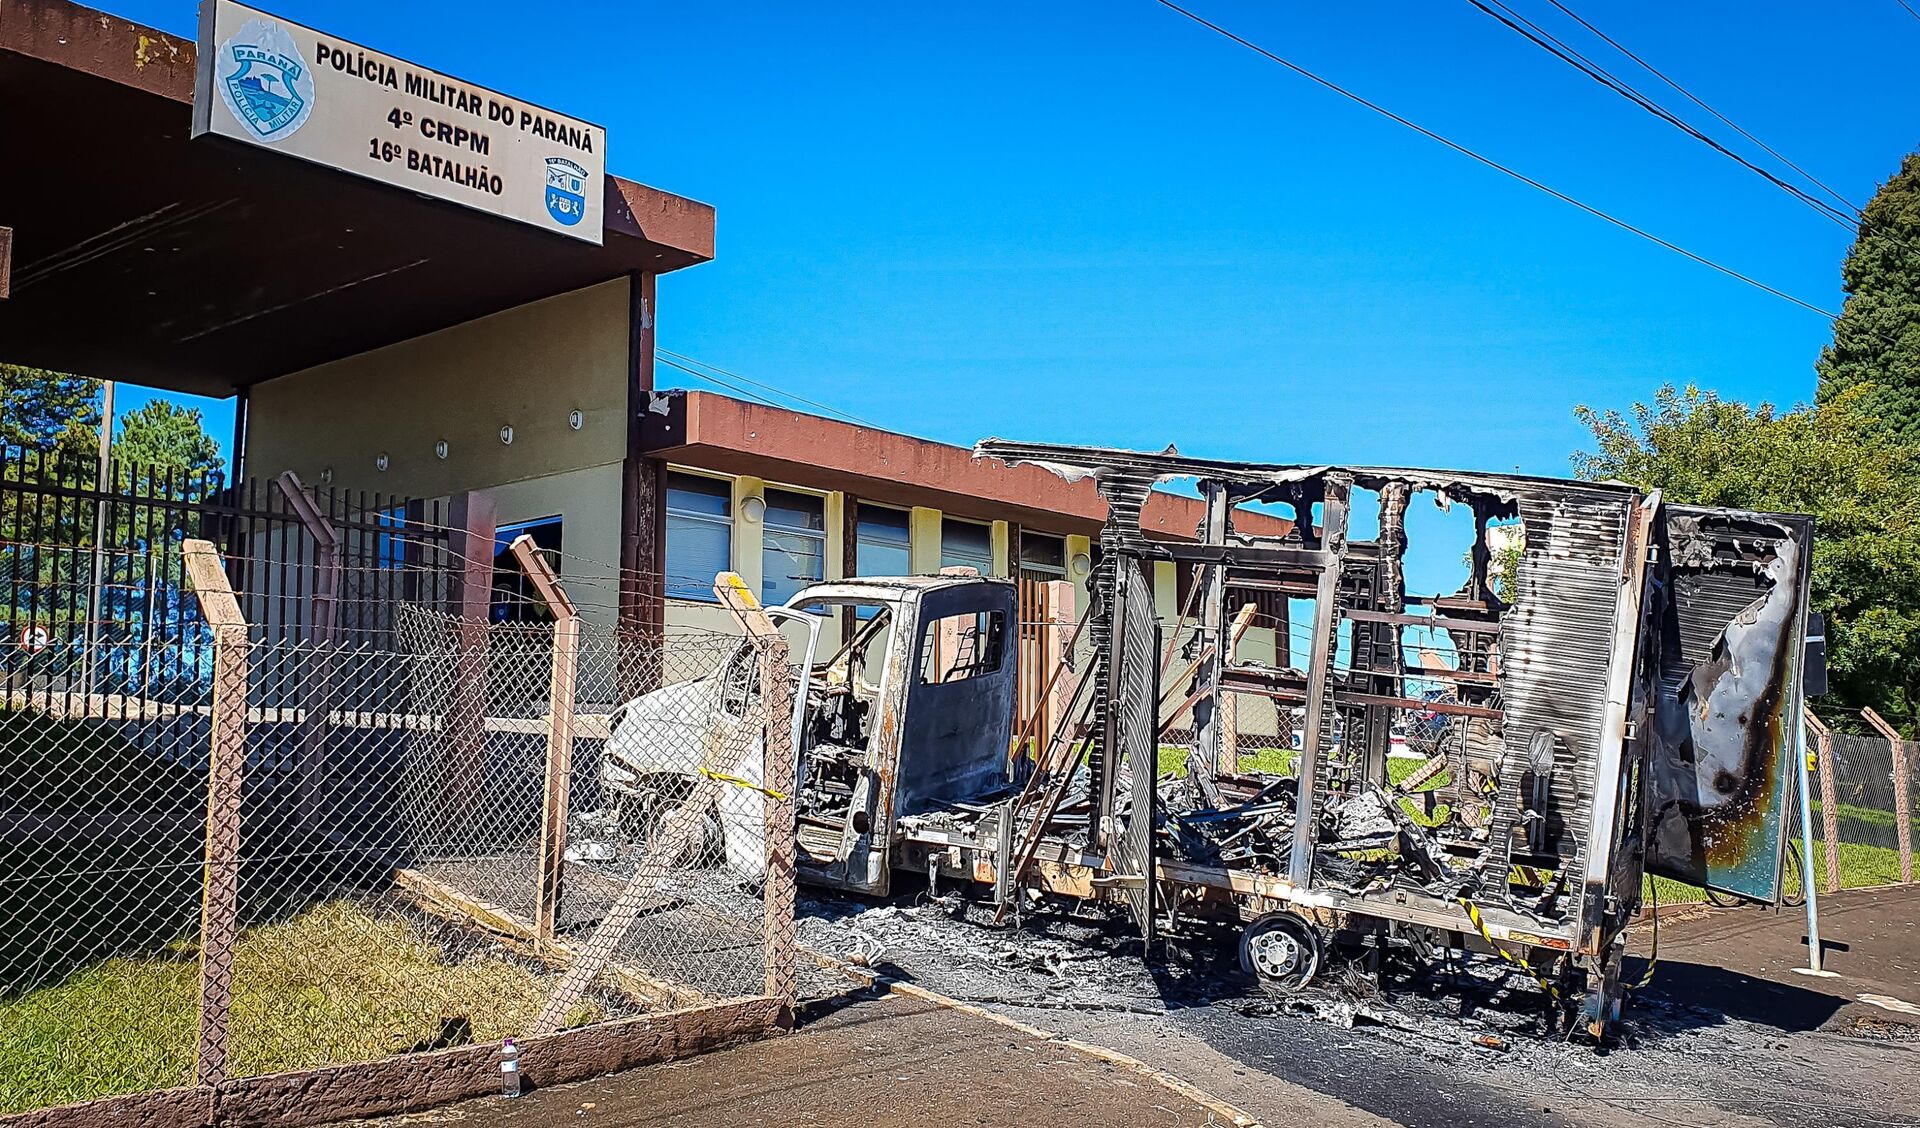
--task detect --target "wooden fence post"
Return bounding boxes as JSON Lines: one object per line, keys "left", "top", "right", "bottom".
{"left": 714, "top": 575, "right": 797, "bottom": 1019}
{"left": 528, "top": 571, "right": 794, "bottom": 1033}
{"left": 1806, "top": 713, "right": 1841, "bottom": 893}
{"left": 510, "top": 534, "right": 579, "bottom": 944}
{"left": 1862, "top": 707, "right": 1914, "bottom": 884}
{"left": 183, "top": 538, "right": 248, "bottom": 1087}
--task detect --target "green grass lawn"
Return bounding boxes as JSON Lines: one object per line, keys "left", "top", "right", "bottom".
{"left": 0, "top": 901, "right": 596, "bottom": 1113}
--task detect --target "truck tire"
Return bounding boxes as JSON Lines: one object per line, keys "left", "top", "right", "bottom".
{"left": 1239, "top": 912, "right": 1322, "bottom": 993}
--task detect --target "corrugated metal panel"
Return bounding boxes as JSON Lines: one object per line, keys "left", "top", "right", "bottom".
{"left": 1493, "top": 494, "right": 1631, "bottom": 882}
{"left": 1110, "top": 559, "right": 1161, "bottom": 936}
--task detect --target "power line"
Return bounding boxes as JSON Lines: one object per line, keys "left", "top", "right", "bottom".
{"left": 1466, "top": 0, "right": 1856, "bottom": 231}
{"left": 654, "top": 354, "right": 790, "bottom": 412}
{"left": 1541, "top": 0, "right": 1862, "bottom": 220}
{"left": 1896, "top": 0, "right": 1920, "bottom": 24}
{"left": 1148, "top": 0, "right": 1841, "bottom": 320}
{"left": 656, "top": 349, "right": 881, "bottom": 429}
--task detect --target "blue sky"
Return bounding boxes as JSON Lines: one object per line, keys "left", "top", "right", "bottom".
{"left": 110, "top": 0, "right": 1920, "bottom": 592}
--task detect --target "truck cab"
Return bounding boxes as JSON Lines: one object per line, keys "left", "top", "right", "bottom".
{"left": 601, "top": 574, "right": 1019, "bottom": 896}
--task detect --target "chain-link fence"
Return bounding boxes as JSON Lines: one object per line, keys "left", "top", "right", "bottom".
{"left": 1811, "top": 728, "right": 1918, "bottom": 892}
{"left": 0, "top": 537, "right": 794, "bottom": 1116}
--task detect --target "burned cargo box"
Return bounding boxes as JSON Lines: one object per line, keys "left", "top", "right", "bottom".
{"left": 973, "top": 440, "right": 1815, "bottom": 1035}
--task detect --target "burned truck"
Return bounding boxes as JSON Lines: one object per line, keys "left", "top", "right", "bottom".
{"left": 599, "top": 443, "right": 1816, "bottom": 1037}
{"left": 967, "top": 441, "right": 1818, "bottom": 1035}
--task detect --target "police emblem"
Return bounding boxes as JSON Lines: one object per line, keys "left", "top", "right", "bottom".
{"left": 545, "top": 157, "right": 589, "bottom": 227}
{"left": 217, "top": 17, "right": 315, "bottom": 141}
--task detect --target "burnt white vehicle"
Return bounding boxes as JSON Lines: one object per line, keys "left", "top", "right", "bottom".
{"left": 599, "top": 574, "right": 1020, "bottom": 895}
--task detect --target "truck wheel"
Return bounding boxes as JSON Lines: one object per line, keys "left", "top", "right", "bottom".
{"left": 1240, "top": 913, "right": 1322, "bottom": 993}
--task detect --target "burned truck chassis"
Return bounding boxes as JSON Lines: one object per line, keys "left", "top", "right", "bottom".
{"left": 937, "top": 441, "right": 1818, "bottom": 1036}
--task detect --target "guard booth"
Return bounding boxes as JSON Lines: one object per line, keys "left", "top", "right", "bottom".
{"left": 0, "top": 0, "right": 715, "bottom": 674}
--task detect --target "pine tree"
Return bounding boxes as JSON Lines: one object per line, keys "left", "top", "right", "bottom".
{"left": 1815, "top": 152, "right": 1920, "bottom": 441}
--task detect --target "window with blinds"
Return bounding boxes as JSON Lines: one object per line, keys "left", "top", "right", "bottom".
{"left": 941, "top": 518, "right": 992, "bottom": 575}
{"left": 666, "top": 472, "right": 732, "bottom": 602}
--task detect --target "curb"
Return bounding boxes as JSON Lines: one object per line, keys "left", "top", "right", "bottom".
{"left": 802, "top": 948, "right": 1263, "bottom": 1128}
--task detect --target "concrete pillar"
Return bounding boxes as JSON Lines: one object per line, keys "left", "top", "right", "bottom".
{"left": 824, "top": 492, "right": 847, "bottom": 581}
{"left": 990, "top": 520, "right": 1012, "bottom": 579}
{"left": 909, "top": 506, "right": 942, "bottom": 575}
{"left": 1153, "top": 560, "right": 1179, "bottom": 625}
{"left": 732, "top": 475, "right": 765, "bottom": 597}
{"left": 1066, "top": 532, "right": 1093, "bottom": 625}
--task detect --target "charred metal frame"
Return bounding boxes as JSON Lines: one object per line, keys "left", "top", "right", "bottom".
{"left": 974, "top": 439, "right": 1815, "bottom": 1033}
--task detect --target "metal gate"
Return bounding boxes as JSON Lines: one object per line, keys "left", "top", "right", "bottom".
{"left": 1104, "top": 558, "right": 1161, "bottom": 938}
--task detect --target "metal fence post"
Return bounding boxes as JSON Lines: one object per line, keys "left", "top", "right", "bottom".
{"left": 445, "top": 490, "right": 495, "bottom": 837}
{"left": 275, "top": 472, "right": 338, "bottom": 827}
{"left": 1807, "top": 713, "right": 1841, "bottom": 893}
{"left": 1862, "top": 708, "right": 1914, "bottom": 884}
{"left": 509, "top": 534, "right": 579, "bottom": 944}
{"left": 183, "top": 538, "right": 248, "bottom": 1088}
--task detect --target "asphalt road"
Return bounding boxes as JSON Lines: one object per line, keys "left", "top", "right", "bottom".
{"left": 794, "top": 885, "right": 1920, "bottom": 1128}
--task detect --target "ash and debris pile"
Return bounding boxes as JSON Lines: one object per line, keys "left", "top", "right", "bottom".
{"left": 793, "top": 886, "right": 1806, "bottom": 1080}
{"left": 797, "top": 893, "right": 1179, "bottom": 1014}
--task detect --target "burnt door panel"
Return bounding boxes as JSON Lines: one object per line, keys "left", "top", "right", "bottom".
{"left": 896, "top": 582, "right": 1021, "bottom": 815}
{"left": 1106, "top": 558, "right": 1162, "bottom": 938}
{"left": 1645, "top": 506, "right": 1814, "bottom": 902}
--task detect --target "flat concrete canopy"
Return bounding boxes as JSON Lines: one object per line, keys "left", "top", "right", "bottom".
{"left": 0, "top": 0, "right": 715, "bottom": 397}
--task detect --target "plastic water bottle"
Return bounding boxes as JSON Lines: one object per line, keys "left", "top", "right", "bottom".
{"left": 500, "top": 1038, "right": 522, "bottom": 1098}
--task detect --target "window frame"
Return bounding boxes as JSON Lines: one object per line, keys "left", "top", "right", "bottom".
{"left": 1018, "top": 531, "right": 1067, "bottom": 579}
{"left": 665, "top": 469, "right": 734, "bottom": 603}
{"left": 759, "top": 485, "right": 828, "bottom": 607}
{"left": 940, "top": 516, "right": 994, "bottom": 575}
{"left": 855, "top": 503, "right": 912, "bottom": 579}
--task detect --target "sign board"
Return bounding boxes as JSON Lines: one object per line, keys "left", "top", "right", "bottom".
{"left": 192, "top": 1, "right": 605, "bottom": 244}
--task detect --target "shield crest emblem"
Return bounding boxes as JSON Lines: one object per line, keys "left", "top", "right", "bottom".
{"left": 217, "top": 18, "right": 315, "bottom": 142}
{"left": 545, "top": 157, "right": 589, "bottom": 227}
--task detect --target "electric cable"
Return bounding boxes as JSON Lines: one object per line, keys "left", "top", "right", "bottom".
{"left": 1541, "top": 0, "right": 1861, "bottom": 219}
{"left": 1147, "top": 0, "right": 1843, "bottom": 320}
{"left": 654, "top": 354, "right": 789, "bottom": 411}
{"left": 1465, "top": 0, "right": 1856, "bottom": 231}
{"left": 657, "top": 349, "right": 881, "bottom": 429}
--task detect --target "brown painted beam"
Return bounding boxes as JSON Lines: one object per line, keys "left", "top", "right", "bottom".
{"left": 618, "top": 272, "right": 665, "bottom": 700}
{"left": 0, "top": 226, "right": 11, "bottom": 300}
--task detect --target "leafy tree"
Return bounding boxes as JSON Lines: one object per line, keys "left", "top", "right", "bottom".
{"left": 1573, "top": 383, "right": 1920, "bottom": 734}
{"left": 1815, "top": 152, "right": 1920, "bottom": 443}
{"left": 0, "top": 364, "right": 101, "bottom": 467}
